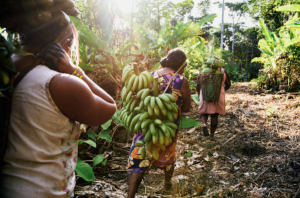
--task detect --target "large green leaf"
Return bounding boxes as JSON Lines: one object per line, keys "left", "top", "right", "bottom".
{"left": 192, "top": 94, "right": 200, "bottom": 105}
{"left": 93, "top": 154, "right": 104, "bottom": 166}
{"left": 79, "top": 62, "right": 94, "bottom": 71}
{"left": 101, "top": 119, "right": 112, "bottom": 130}
{"left": 276, "top": 4, "right": 300, "bottom": 12}
{"left": 70, "top": 16, "right": 110, "bottom": 52}
{"left": 99, "top": 129, "right": 112, "bottom": 142}
{"left": 78, "top": 140, "right": 96, "bottom": 148}
{"left": 151, "top": 62, "right": 161, "bottom": 72}
{"left": 179, "top": 116, "right": 201, "bottom": 129}
{"left": 193, "top": 14, "right": 217, "bottom": 30}
{"left": 259, "top": 19, "right": 274, "bottom": 46}
{"left": 75, "top": 157, "right": 94, "bottom": 182}
{"left": 285, "top": 36, "right": 300, "bottom": 47}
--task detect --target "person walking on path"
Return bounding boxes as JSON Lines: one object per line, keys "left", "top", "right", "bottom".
{"left": 196, "top": 63, "right": 231, "bottom": 140}
{"left": 126, "top": 48, "right": 191, "bottom": 198}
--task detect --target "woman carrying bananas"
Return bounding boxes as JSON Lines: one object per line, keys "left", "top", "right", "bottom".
{"left": 127, "top": 48, "right": 191, "bottom": 197}
{"left": 196, "top": 57, "right": 231, "bottom": 140}
{"left": 0, "top": 2, "right": 116, "bottom": 198}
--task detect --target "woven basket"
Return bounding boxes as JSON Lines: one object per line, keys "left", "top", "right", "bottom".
{"left": 199, "top": 73, "right": 224, "bottom": 102}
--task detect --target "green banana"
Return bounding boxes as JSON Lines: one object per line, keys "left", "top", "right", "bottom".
{"left": 134, "top": 107, "right": 141, "bottom": 112}
{"left": 132, "top": 75, "right": 139, "bottom": 92}
{"left": 150, "top": 96, "right": 156, "bottom": 108}
{"left": 171, "top": 112, "right": 177, "bottom": 120}
{"left": 158, "top": 123, "right": 167, "bottom": 133}
{"left": 171, "top": 103, "right": 178, "bottom": 112}
{"left": 162, "top": 101, "right": 173, "bottom": 111}
{"left": 130, "top": 99, "right": 138, "bottom": 112}
{"left": 164, "top": 136, "right": 171, "bottom": 146}
{"left": 122, "top": 68, "right": 133, "bottom": 82}
{"left": 139, "top": 112, "right": 150, "bottom": 121}
{"left": 121, "top": 87, "right": 126, "bottom": 101}
{"left": 141, "top": 146, "right": 146, "bottom": 159}
{"left": 152, "top": 135, "right": 158, "bottom": 145}
{"left": 142, "top": 71, "right": 154, "bottom": 83}
{"left": 165, "top": 122, "right": 178, "bottom": 130}
{"left": 161, "top": 108, "right": 167, "bottom": 116}
{"left": 158, "top": 94, "right": 171, "bottom": 103}
{"left": 154, "top": 119, "right": 162, "bottom": 125}
{"left": 141, "top": 89, "right": 151, "bottom": 100}
{"left": 155, "top": 97, "right": 165, "bottom": 110}
{"left": 154, "top": 105, "right": 160, "bottom": 116}
{"left": 127, "top": 75, "right": 135, "bottom": 89}
{"left": 144, "top": 95, "right": 151, "bottom": 106}
{"left": 141, "top": 119, "right": 153, "bottom": 129}
{"left": 135, "top": 140, "right": 146, "bottom": 147}
{"left": 130, "top": 113, "right": 142, "bottom": 131}
{"left": 152, "top": 146, "right": 159, "bottom": 160}
{"left": 125, "top": 91, "right": 133, "bottom": 103}
{"left": 142, "top": 127, "right": 147, "bottom": 134}
{"left": 145, "top": 130, "right": 152, "bottom": 143}
{"left": 158, "top": 129, "right": 165, "bottom": 146}
{"left": 134, "top": 121, "right": 142, "bottom": 132}
{"left": 138, "top": 75, "right": 143, "bottom": 91}
{"left": 165, "top": 93, "right": 176, "bottom": 102}
{"left": 138, "top": 100, "right": 144, "bottom": 110}
{"left": 149, "top": 123, "right": 157, "bottom": 136}
{"left": 140, "top": 74, "right": 148, "bottom": 90}
{"left": 126, "top": 113, "right": 135, "bottom": 128}
{"left": 167, "top": 112, "right": 174, "bottom": 122}
{"left": 166, "top": 125, "right": 175, "bottom": 138}
{"left": 137, "top": 89, "right": 145, "bottom": 98}
{"left": 147, "top": 105, "right": 154, "bottom": 116}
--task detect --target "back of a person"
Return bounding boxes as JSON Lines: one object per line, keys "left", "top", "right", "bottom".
{"left": 1, "top": 65, "right": 80, "bottom": 198}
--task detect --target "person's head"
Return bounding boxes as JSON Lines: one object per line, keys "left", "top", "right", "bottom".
{"left": 160, "top": 48, "right": 187, "bottom": 72}
{"left": 19, "top": 11, "right": 79, "bottom": 65}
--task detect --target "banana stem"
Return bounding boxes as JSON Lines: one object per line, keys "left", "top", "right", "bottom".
{"left": 133, "top": 64, "right": 139, "bottom": 76}
{"left": 153, "top": 78, "right": 159, "bottom": 97}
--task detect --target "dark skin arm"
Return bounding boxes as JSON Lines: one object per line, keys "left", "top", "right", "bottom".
{"left": 38, "top": 43, "right": 116, "bottom": 126}
{"left": 180, "top": 77, "right": 191, "bottom": 112}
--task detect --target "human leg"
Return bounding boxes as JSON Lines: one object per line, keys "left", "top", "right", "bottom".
{"left": 164, "top": 164, "right": 175, "bottom": 190}
{"left": 210, "top": 114, "right": 219, "bottom": 140}
{"left": 127, "top": 172, "right": 145, "bottom": 198}
{"left": 201, "top": 114, "right": 209, "bottom": 136}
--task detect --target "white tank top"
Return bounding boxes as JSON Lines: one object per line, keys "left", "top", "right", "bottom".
{"left": 1, "top": 65, "right": 80, "bottom": 198}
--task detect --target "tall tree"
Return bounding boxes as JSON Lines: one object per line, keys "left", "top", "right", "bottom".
{"left": 225, "top": 2, "right": 247, "bottom": 64}
{"left": 220, "top": 0, "right": 225, "bottom": 49}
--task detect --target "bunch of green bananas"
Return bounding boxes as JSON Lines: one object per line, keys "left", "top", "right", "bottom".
{"left": 120, "top": 64, "right": 180, "bottom": 159}
{"left": 200, "top": 58, "right": 223, "bottom": 74}
{"left": 122, "top": 64, "right": 154, "bottom": 93}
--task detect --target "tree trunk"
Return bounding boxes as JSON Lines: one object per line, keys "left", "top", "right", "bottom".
{"left": 231, "top": 22, "right": 235, "bottom": 64}
{"left": 157, "top": 0, "right": 161, "bottom": 31}
{"left": 220, "top": 0, "right": 225, "bottom": 49}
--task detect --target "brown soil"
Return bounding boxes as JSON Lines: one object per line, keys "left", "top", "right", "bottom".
{"left": 75, "top": 82, "right": 300, "bottom": 198}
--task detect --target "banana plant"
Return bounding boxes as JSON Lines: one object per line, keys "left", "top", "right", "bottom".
{"left": 252, "top": 18, "right": 300, "bottom": 72}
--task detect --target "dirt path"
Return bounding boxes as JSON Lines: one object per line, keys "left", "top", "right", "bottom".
{"left": 75, "top": 82, "right": 300, "bottom": 198}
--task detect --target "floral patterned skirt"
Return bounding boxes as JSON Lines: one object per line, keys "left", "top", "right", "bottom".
{"left": 126, "top": 132, "right": 177, "bottom": 173}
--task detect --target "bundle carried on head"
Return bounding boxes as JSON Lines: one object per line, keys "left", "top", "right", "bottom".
{"left": 0, "top": 0, "right": 80, "bottom": 44}
{"left": 200, "top": 57, "right": 224, "bottom": 74}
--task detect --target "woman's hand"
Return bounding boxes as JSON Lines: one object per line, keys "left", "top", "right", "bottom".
{"left": 37, "top": 42, "right": 75, "bottom": 74}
